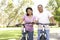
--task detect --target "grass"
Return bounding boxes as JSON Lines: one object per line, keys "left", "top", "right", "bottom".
{"left": 0, "top": 28, "right": 37, "bottom": 40}
{"left": 0, "top": 30, "right": 22, "bottom": 40}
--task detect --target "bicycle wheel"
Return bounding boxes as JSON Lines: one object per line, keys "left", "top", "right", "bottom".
{"left": 40, "top": 35, "right": 46, "bottom": 40}
{"left": 21, "top": 37, "right": 26, "bottom": 40}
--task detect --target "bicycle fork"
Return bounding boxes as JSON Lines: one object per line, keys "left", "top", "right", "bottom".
{"left": 40, "top": 25, "right": 47, "bottom": 40}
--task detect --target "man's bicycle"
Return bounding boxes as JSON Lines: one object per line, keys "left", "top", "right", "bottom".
{"left": 36, "top": 23, "right": 55, "bottom": 40}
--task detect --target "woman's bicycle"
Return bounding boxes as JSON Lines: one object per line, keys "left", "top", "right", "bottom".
{"left": 16, "top": 23, "right": 33, "bottom": 40}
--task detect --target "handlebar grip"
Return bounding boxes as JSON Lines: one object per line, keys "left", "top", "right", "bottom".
{"left": 49, "top": 23, "right": 56, "bottom": 26}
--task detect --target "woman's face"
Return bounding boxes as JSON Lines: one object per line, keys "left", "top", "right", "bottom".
{"left": 27, "top": 9, "right": 32, "bottom": 15}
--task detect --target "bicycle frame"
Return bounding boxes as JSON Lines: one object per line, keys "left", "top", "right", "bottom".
{"left": 39, "top": 25, "right": 47, "bottom": 40}
{"left": 21, "top": 25, "right": 29, "bottom": 40}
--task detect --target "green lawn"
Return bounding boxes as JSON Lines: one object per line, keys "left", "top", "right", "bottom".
{"left": 0, "top": 30, "right": 22, "bottom": 40}
{"left": 0, "top": 28, "right": 37, "bottom": 40}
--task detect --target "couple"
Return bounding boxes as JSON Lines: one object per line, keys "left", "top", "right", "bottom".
{"left": 21, "top": 4, "right": 55, "bottom": 40}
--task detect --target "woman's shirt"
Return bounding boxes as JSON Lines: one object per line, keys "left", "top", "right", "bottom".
{"left": 23, "top": 15, "right": 36, "bottom": 32}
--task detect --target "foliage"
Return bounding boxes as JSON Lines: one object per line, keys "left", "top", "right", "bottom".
{"left": 46, "top": 0, "right": 60, "bottom": 27}
{"left": 0, "top": 0, "right": 34, "bottom": 27}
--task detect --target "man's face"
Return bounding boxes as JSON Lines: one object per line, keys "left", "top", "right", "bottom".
{"left": 38, "top": 5, "right": 43, "bottom": 13}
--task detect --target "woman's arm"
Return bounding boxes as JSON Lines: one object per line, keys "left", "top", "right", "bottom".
{"left": 19, "top": 18, "right": 24, "bottom": 24}
{"left": 33, "top": 19, "right": 38, "bottom": 23}
{"left": 33, "top": 16, "right": 39, "bottom": 24}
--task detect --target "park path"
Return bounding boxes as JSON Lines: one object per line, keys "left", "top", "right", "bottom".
{"left": 34, "top": 28, "right": 60, "bottom": 40}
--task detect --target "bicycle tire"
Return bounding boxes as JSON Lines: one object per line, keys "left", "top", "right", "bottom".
{"left": 21, "top": 37, "right": 26, "bottom": 40}
{"left": 40, "top": 35, "right": 46, "bottom": 40}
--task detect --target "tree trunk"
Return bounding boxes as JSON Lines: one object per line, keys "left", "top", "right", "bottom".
{"left": 58, "top": 22, "right": 60, "bottom": 27}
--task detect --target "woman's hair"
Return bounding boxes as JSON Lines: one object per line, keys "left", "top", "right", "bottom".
{"left": 26, "top": 7, "right": 33, "bottom": 16}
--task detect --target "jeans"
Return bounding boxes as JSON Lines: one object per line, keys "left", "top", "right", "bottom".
{"left": 22, "top": 31, "right": 33, "bottom": 40}
{"left": 37, "top": 29, "right": 49, "bottom": 40}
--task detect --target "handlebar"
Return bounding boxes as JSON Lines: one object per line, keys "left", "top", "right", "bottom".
{"left": 15, "top": 22, "right": 56, "bottom": 27}
{"left": 7, "top": 23, "right": 56, "bottom": 27}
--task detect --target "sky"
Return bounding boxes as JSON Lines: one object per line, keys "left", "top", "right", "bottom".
{"left": 12, "top": 0, "right": 49, "bottom": 9}
{"left": 0, "top": 0, "right": 49, "bottom": 16}
{"left": 12, "top": 0, "right": 49, "bottom": 15}
{"left": 0, "top": 0, "right": 49, "bottom": 10}
{"left": 32, "top": 0, "right": 49, "bottom": 7}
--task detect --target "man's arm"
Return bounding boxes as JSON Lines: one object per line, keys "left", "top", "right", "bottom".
{"left": 49, "top": 16, "right": 56, "bottom": 24}
{"left": 48, "top": 11, "right": 56, "bottom": 24}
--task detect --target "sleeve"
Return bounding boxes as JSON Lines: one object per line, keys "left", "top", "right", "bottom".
{"left": 48, "top": 11, "right": 54, "bottom": 18}
{"left": 33, "top": 15, "right": 39, "bottom": 22}
{"left": 33, "top": 15, "right": 38, "bottom": 20}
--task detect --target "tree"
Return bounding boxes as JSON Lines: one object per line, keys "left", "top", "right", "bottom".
{"left": 46, "top": 0, "right": 60, "bottom": 27}
{"left": 54, "top": 0, "right": 60, "bottom": 27}
{"left": 0, "top": 0, "right": 34, "bottom": 27}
